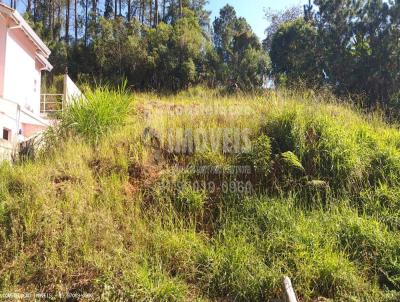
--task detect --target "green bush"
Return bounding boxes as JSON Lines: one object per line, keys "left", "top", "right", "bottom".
{"left": 222, "top": 197, "right": 380, "bottom": 300}
{"left": 263, "top": 108, "right": 365, "bottom": 195}
{"left": 150, "top": 228, "right": 209, "bottom": 281}
{"left": 98, "top": 261, "right": 190, "bottom": 301}
{"left": 368, "top": 146, "right": 400, "bottom": 187}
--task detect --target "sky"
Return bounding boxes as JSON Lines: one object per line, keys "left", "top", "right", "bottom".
{"left": 206, "top": 0, "right": 304, "bottom": 40}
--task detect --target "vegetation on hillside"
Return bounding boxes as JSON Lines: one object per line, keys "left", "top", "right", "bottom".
{"left": 2, "top": 0, "right": 400, "bottom": 300}
{"left": 0, "top": 88, "right": 400, "bottom": 301}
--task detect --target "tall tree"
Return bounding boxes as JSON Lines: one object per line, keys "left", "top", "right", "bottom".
{"left": 213, "top": 5, "right": 237, "bottom": 62}
{"left": 149, "top": 0, "right": 153, "bottom": 26}
{"left": 262, "top": 6, "right": 303, "bottom": 51}
{"left": 104, "top": 0, "right": 114, "bottom": 19}
{"left": 84, "top": 0, "right": 88, "bottom": 45}
{"left": 141, "top": 0, "right": 145, "bottom": 24}
{"left": 74, "top": 0, "right": 78, "bottom": 41}
{"left": 91, "top": 0, "right": 97, "bottom": 19}
{"left": 65, "top": 0, "right": 70, "bottom": 43}
{"left": 127, "top": 0, "right": 131, "bottom": 21}
{"left": 213, "top": 5, "right": 269, "bottom": 89}
{"left": 27, "top": 0, "right": 32, "bottom": 13}
{"left": 270, "top": 18, "right": 322, "bottom": 87}
{"left": 154, "top": 0, "right": 159, "bottom": 26}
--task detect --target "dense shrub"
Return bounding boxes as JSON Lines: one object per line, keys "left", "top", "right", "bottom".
{"left": 335, "top": 214, "right": 400, "bottom": 290}
{"left": 368, "top": 146, "right": 400, "bottom": 187}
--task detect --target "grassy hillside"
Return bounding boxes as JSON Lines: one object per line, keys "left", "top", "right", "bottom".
{"left": 1, "top": 87, "right": 400, "bottom": 301}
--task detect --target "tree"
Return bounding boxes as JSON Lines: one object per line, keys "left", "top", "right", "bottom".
{"left": 303, "top": 0, "right": 313, "bottom": 22}
{"left": 262, "top": 6, "right": 303, "bottom": 51}
{"left": 213, "top": 5, "right": 269, "bottom": 90}
{"left": 104, "top": 0, "right": 114, "bottom": 19}
{"left": 144, "top": 8, "right": 207, "bottom": 89}
{"left": 74, "top": 0, "right": 78, "bottom": 41}
{"left": 84, "top": 0, "right": 89, "bottom": 45}
{"left": 127, "top": 0, "right": 131, "bottom": 21}
{"left": 27, "top": 0, "right": 32, "bottom": 13}
{"left": 213, "top": 5, "right": 237, "bottom": 63}
{"left": 314, "top": 0, "right": 398, "bottom": 103}
{"left": 270, "top": 18, "right": 322, "bottom": 87}
{"left": 65, "top": 0, "right": 70, "bottom": 43}
{"left": 13, "top": 0, "right": 269, "bottom": 92}
{"left": 154, "top": 0, "right": 159, "bottom": 26}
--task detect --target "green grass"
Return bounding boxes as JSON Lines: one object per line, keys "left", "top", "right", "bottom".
{"left": 0, "top": 87, "right": 400, "bottom": 301}
{"left": 59, "top": 84, "right": 133, "bottom": 145}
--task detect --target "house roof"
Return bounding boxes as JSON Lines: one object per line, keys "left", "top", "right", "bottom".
{"left": 0, "top": 3, "right": 53, "bottom": 71}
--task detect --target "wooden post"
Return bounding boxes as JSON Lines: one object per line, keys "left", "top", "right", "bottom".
{"left": 283, "top": 276, "right": 298, "bottom": 302}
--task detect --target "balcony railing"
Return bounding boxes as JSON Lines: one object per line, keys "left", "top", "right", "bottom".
{"left": 40, "top": 94, "right": 64, "bottom": 117}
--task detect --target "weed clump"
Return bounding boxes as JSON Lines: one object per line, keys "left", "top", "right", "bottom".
{"left": 176, "top": 184, "right": 207, "bottom": 216}
{"left": 59, "top": 85, "right": 132, "bottom": 144}
{"left": 242, "top": 134, "right": 272, "bottom": 176}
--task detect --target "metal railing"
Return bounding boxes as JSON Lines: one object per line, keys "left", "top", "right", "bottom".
{"left": 40, "top": 94, "right": 64, "bottom": 117}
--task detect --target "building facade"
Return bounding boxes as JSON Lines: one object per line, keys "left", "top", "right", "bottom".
{"left": 0, "top": 3, "right": 53, "bottom": 159}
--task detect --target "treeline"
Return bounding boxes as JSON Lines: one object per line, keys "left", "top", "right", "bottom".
{"left": 6, "top": 0, "right": 400, "bottom": 108}
{"left": 11, "top": 0, "right": 268, "bottom": 91}
{"left": 268, "top": 0, "right": 400, "bottom": 108}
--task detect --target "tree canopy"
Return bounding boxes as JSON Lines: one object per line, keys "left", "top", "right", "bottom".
{"left": 10, "top": 0, "right": 400, "bottom": 106}
{"left": 18, "top": 0, "right": 269, "bottom": 91}
{"left": 268, "top": 0, "right": 400, "bottom": 109}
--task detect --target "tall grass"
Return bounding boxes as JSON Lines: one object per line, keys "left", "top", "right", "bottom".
{"left": 60, "top": 84, "right": 133, "bottom": 144}
{"left": 0, "top": 87, "right": 399, "bottom": 301}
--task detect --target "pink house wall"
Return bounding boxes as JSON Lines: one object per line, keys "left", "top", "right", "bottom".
{"left": 22, "top": 123, "right": 47, "bottom": 138}
{"left": 0, "top": 17, "right": 7, "bottom": 98}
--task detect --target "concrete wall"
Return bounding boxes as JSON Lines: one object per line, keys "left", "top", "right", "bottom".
{"left": 65, "top": 75, "right": 84, "bottom": 104}
{"left": 1, "top": 97, "right": 18, "bottom": 142}
{"left": 0, "top": 139, "right": 14, "bottom": 161}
